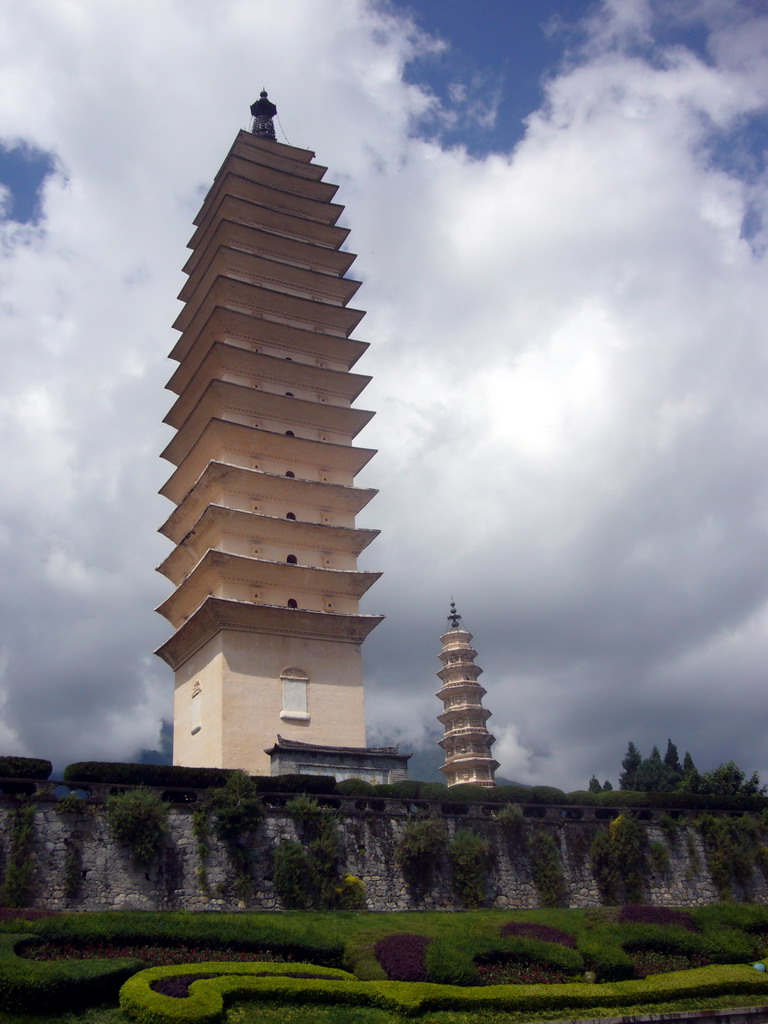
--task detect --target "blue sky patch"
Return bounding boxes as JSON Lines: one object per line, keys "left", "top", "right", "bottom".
{"left": 0, "top": 142, "right": 56, "bottom": 224}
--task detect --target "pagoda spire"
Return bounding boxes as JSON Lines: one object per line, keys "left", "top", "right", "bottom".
{"left": 250, "top": 89, "right": 277, "bottom": 139}
{"left": 436, "top": 601, "right": 499, "bottom": 788}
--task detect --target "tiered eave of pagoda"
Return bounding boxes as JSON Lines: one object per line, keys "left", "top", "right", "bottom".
{"left": 169, "top": 306, "right": 368, "bottom": 369}
{"left": 159, "top": 463, "right": 377, "bottom": 544}
{"left": 156, "top": 597, "right": 383, "bottom": 672}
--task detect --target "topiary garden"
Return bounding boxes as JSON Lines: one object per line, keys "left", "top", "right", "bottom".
{"left": 1, "top": 905, "right": 768, "bottom": 1022}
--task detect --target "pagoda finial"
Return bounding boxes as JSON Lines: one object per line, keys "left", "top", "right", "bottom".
{"left": 250, "top": 89, "right": 277, "bottom": 140}
{"left": 447, "top": 598, "right": 462, "bottom": 630}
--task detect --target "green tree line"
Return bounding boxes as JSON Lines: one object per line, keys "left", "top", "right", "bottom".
{"left": 588, "top": 740, "right": 764, "bottom": 796}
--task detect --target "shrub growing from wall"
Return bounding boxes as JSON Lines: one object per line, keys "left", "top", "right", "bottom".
{"left": 528, "top": 831, "right": 567, "bottom": 907}
{"left": 396, "top": 817, "right": 447, "bottom": 895}
{"left": 0, "top": 800, "right": 36, "bottom": 907}
{"left": 206, "top": 771, "right": 264, "bottom": 898}
{"left": 273, "top": 840, "right": 312, "bottom": 909}
{"left": 590, "top": 814, "right": 647, "bottom": 904}
{"left": 448, "top": 829, "right": 490, "bottom": 908}
{"left": 496, "top": 803, "right": 526, "bottom": 845}
{"left": 306, "top": 813, "right": 342, "bottom": 908}
{"left": 62, "top": 848, "right": 82, "bottom": 900}
{"left": 190, "top": 806, "right": 210, "bottom": 893}
{"left": 104, "top": 788, "right": 168, "bottom": 870}
{"left": 274, "top": 795, "right": 363, "bottom": 909}
{"left": 613, "top": 814, "right": 648, "bottom": 902}
{"left": 55, "top": 792, "right": 89, "bottom": 901}
{"left": 696, "top": 812, "right": 765, "bottom": 898}
{"left": 55, "top": 792, "right": 88, "bottom": 817}
{"left": 649, "top": 839, "right": 670, "bottom": 875}
{"left": 590, "top": 828, "right": 619, "bottom": 903}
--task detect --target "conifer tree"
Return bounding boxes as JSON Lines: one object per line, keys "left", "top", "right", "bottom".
{"left": 634, "top": 745, "right": 672, "bottom": 792}
{"left": 664, "top": 739, "right": 681, "bottom": 775}
{"left": 678, "top": 751, "right": 700, "bottom": 792}
{"left": 619, "top": 742, "right": 642, "bottom": 790}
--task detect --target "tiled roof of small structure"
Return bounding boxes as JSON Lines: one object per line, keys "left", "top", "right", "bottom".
{"left": 265, "top": 735, "right": 410, "bottom": 758}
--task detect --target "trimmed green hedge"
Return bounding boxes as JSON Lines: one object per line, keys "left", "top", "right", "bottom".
{"left": 270, "top": 774, "right": 337, "bottom": 795}
{"left": 577, "top": 933, "right": 635, "bottom": 981}
{"left": 20, "top": 912, "right": 345, "bottom": 965}
{"left": 693, "top": 903, "right": 768, "bottom": 933}
{"left": 617, "top": 922, "right": 760, "bottom": 962}
{"left": 63, "top": 762, "right": 236, "bottom": 789}
{"left": 6, "top": 757, "right": 766, "bottom": 812}
{"left": 373, "top": 780, "right": 424, "bottom": 799}
{"left": 492, "top": 784, "right": 534, "bottom": 803}
{"left": 334, "top": 778, "right": 374, "bottom": 796}
{"left": 425, "top": 933, "right": 583, "bottom": 986}
{"left": 61, "top": 763, "right": 338, "bottom": 795}
{"left": 0, "top": 756, "right": 52, "bottom": 780}
{"left": 565, "top": 790, "right": 601, "bottom": 805}
{"left": 119, "top": 960, "right": 768, "bottom": 1024}
{"left": 596, "top": 790, "right": 768, "bottom": 812}
{"left": 0, "top": 932, "right": 140, "bottom": 1013}
{"left": 434, "top": 784, "right": 491, "bottom": 804}
{"left": 120, "top": 962, "right": 355, "bottom": 1024}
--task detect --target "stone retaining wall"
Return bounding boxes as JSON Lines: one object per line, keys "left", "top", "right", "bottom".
{"left": 1, "top": 786, "right": 766, "bottom": 911}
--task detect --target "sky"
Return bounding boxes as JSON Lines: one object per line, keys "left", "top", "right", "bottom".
{"left": 0, "top": 0, "right": 767, "bottom": 790}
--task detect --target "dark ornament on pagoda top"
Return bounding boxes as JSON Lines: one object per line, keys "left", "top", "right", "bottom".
{"left": 250, "top": 89, "right": 277, "bottom": 140}
{"left": 447, "top": 600, "right": 462, "bottom": 630}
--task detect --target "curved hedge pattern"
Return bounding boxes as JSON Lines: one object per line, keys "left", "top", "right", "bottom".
{"left": 119, "top": 960, "right": 768, "bottom": 1024}
{"left": 119, "top": 962, "right": 356, "bottom": 1024}
{"left": 0, "top": 933, "right": 140, "bottom": 1013}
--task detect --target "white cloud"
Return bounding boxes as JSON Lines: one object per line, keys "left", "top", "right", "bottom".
{"left": 0, "top": 651, "right": 22, "bottom": 752}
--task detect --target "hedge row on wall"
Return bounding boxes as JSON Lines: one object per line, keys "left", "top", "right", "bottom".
{"left": 62, "top": 763, "right": 337, "bottom": 795}
{"left": 63, "top": 763, "right": 235, "bottom": 789}
{"left": 0, "top": 757, "right": 52, "bottom": 781}
{"left": 2, "top": 757, "right": 767, "bottom": 812}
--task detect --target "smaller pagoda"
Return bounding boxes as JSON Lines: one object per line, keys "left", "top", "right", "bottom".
{"left": 436, "top": 601, "right": 499, "bottom": 787}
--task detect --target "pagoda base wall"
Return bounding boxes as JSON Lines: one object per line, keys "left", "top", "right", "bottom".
{"left": 173, "top": 628, "right": 366, "bottom": 776}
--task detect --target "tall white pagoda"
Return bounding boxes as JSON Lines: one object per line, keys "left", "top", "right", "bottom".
{"left": 155, "top": 93, "right": 397, "bottom": 779}
{"left": 436, "top": 602, "right": 499, "bottom": 787}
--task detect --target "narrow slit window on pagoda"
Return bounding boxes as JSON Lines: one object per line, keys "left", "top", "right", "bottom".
{"left": 287, "top": 599, "right": 298, "bottom": 609}
{"left": 286, "top": 554, "right": 298, "bottom": 564}
{"left": 286, "top": 512, "right": 296, "bottom": 520}
{"left": 191, "top": 683, "right": 202, "bottom": 735}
